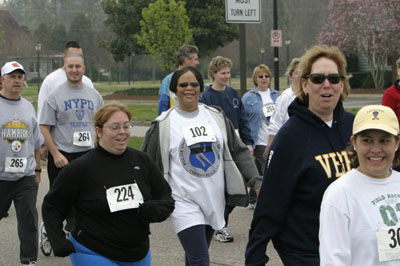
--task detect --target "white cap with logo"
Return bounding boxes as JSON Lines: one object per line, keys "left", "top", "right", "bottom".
{"left": 353, "top": 105, "right": 399, "bottom": 136}
{"left": 1, "top": 61, "right": 25, "bottom": 76}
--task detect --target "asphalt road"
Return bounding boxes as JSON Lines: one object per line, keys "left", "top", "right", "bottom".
{"left": 0, "top": 170, "right": 283, "bottom": 266}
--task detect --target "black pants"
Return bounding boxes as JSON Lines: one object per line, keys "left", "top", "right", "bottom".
{"left": 0, "top": 176, "right": 38, "bottom": 263}
{"left": 47, "top": 150, "right": 88, "bottom": 187}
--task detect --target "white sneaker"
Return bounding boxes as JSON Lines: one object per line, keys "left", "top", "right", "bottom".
{"left": 39, "top": 222, "right": 52, "bottom": 256}
{"left": 214, "top": 228, "right": 234, "bottom": 242}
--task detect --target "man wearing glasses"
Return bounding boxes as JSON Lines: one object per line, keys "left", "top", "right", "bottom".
{"left": 38, "top": 53, "right": 103, "bottom": 254}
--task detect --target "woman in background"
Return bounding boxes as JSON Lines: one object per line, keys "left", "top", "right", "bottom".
{"left": 242, "top": 64, "right": 280, "bottom": 209}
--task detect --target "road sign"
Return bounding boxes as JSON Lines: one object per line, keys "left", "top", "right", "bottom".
{"left": 270, "top": 30, "right": 282, "bottom": 47}
{"left": 225, "top": 0, "right": 261, "bottom": 24}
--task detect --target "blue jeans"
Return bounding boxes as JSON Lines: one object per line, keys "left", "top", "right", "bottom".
{"left": 177, "top": 225, "right": 214, "bottom": 266}
{"left": 69, "top": 235, "right": 151, "bottom": 266}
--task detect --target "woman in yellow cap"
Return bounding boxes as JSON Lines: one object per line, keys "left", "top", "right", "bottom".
{"left": 319, "top": 105, "right": 400, "bottom": 266}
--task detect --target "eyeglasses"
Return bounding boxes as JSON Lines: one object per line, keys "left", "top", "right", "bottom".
{"left": 258, "top": 75, "right": 271, "bottom": 79}
{"left": 305, "top": 73, "right": 343, "bottom": 84}
{"left": 102, "top": 122, "right": 133, "bottom": 132}
{"left": 178, "top": 82, "right": 200, "bottom": 88}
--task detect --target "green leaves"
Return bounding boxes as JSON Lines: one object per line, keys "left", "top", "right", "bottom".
{"left": 136, "top": 0, "right": 192, "bottom": 72}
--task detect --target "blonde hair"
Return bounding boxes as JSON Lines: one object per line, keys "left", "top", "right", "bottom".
{"left": 94, "top": 102, "right": 132, "bottom": 146}
{"left": 285, "top": 58, "right": 300, "bottom": 78}
{"left": 252, "top": 64, "right": 272, "bottom": 86}
{"left": 296, "top": 45, "right": 350, "bottom": 106}
{"left": 208, "top": 56, "right": 232, "bottom": 81}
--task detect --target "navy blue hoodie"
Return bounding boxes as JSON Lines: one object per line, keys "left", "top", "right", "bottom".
{"left": 199, "top": 85, "right": 253, "bottom": 145}
{"left": 245, "top": 98, "right": 354, "bottom": 265}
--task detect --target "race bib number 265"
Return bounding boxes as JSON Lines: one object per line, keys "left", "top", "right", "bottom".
{"left": 5, "top": 157, "right": 27, "bottom": 173}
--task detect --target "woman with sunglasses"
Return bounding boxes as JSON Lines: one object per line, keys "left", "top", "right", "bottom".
{"left": 42, "top": 103, "right": 174, "bottom": 266}
{"left": 320, "top": 105, "right": 400, "bottom": 266}
{"left": 142, "top": 66, "right": 261, "bottom": 266}
{"left": 245, "top": 45, "right": 354, "bottom": 266}
{"left": 242, "top": 64, "right": 280, "bottom": 207}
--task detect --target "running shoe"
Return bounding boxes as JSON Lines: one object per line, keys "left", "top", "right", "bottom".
{"left": 39, "top": 222, "right": 52, "bottom": 256}
{"left": 214, "top": 228, "right": 234, "bottom": 242}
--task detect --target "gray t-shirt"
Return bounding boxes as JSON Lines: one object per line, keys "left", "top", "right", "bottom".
{"left": 39, "top": 82, "right": 104, "bottom": 153}
{"left": 0, "top": 95, "right": 43, "bottom": 181}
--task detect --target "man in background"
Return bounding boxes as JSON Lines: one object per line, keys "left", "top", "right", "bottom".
{"left": 158, "top": 44, "right": 199, "bottom": 115}
{"left": 37, "top": 41, "right": 94, "bottom": 119}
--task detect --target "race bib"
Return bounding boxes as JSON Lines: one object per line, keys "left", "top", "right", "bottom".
{"left": 73, "top": 131, "right": 92, "bottom": 146}
{"left": 263, "top": 103, "right": 276, "bottom": 119}
{"left": 5, "top": 157, "right": 27, "bottom": 173}
{"left": 377, "top": 225, "right": 400, "bottom": 262}
{"left": 183, "top": 124, "right": 216, "bottom": 146}
{"left": 106, "top": 183, "right": 144, "bottom": 213}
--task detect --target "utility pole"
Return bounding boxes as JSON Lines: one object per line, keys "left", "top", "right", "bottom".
{"left": 273, "top": 0, "right": 279, "bottom": 91}
{"left": 239, "top": 24, "right": 247, "bottom": 96}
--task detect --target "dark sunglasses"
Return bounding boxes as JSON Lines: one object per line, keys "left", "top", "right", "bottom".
{"left": 258, "top": 75, "right": 271, "bottom": 79}
{"left": 178, "top": 82, "right": 200, "bottom": 88}
{"left": 305, "top": 73, "right": 343, "bottom": 84}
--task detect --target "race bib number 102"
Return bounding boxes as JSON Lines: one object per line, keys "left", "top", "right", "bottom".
{"left": 183, "top": 124, "right": 216, "bottom": 146}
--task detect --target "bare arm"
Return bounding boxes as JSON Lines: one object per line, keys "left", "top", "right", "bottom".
{"left": 39, "top": 125, "right": 68, "bottom": 168}
{"left": 34, "top": 148, "right": 41, "bottom": 183}
{"left": 263, "top": 135, "right": 275, "bottom": 160}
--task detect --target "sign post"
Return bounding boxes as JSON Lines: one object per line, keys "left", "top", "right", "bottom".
{"left": 225, "top": 0, "right": 261, "bottom": 96}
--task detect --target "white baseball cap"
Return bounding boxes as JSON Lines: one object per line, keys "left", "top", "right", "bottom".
{"left": 353, "top": 105, "right": 399, "bottom": 136}
{"left": 1, "top": 61, "right": 25, "bottom": 76}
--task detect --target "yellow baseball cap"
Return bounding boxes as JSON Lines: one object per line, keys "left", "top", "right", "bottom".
{"left": 353, "top": 105, "right": 399, "bottom": 136}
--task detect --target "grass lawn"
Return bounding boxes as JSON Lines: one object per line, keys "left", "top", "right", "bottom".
{"left": 128, "top": 136, "right": 144, "bottom": 150}
{"left": 126, "top": 104, "right": 158, "bottom": 123}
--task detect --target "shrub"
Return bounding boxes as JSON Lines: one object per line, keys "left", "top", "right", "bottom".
{"left": 349, "top": 71, "right": 393, "bottom": 89}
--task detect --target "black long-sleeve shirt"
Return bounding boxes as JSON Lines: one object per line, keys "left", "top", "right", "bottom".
{"left": 42, "top": 145, "right": 174, "bottom": 262}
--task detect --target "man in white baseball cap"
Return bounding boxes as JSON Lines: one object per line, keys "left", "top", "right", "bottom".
{"left": 1, "top": 61, "right": 26, "bottom": 76}
{"left": 0, "top": 61, "right": 43, "bottom": 266}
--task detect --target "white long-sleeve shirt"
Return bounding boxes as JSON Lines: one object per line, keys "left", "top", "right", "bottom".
{"left": 320, "top": 169, "right": 400, "bottom": 266}
{"left": 268, "top": 87, "right": 296, "bottom": 136}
